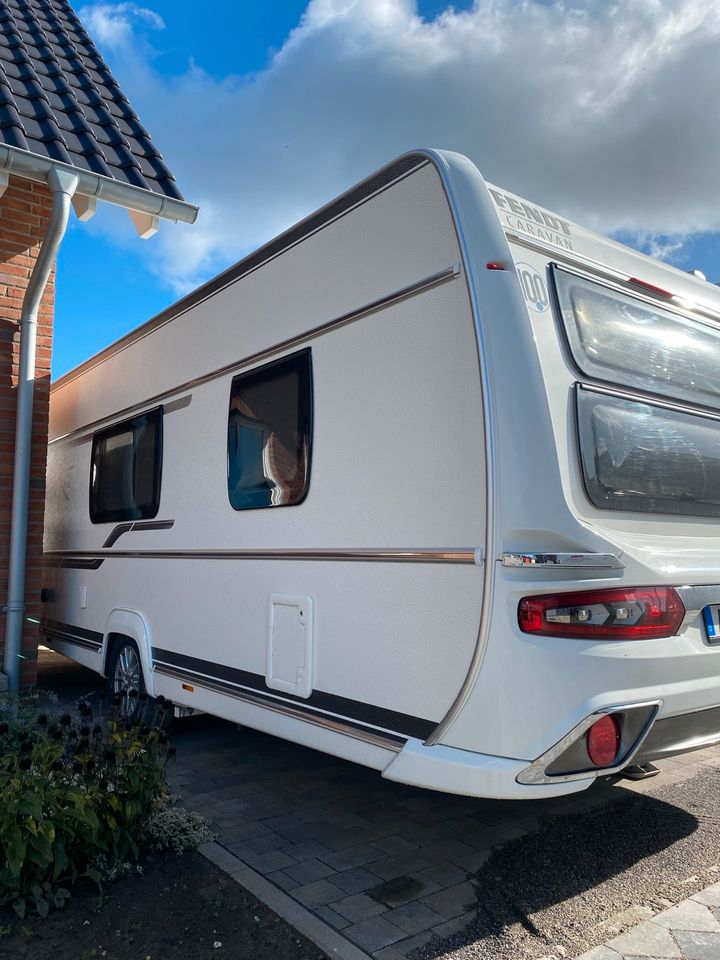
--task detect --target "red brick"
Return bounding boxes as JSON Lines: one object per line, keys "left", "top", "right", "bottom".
{"left": 0, "top": 176, "right": 54, "bottom": 688}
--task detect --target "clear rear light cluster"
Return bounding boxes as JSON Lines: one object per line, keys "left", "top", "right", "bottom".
{"left": 518, "top": 586, "right": 685, "bottom": 640}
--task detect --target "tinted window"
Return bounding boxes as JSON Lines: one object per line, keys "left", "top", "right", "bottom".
{"left": 227, "top": 349, "right": 312, "bottom": 511}
{"left": 577, "top": 387, "right": 720, "bottom": 517}
{"left": 555, "top": 266, "right": 720, "bottom": 411}
{"left": 90, "top": 409, "right": 162, "bottom": 523}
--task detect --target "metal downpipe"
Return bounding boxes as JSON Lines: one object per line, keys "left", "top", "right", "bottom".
{"left": 3, "top": 167, "right": 78, "bottom": 693}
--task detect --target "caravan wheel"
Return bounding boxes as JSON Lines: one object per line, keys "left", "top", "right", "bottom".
{"left": 108, "top": 638, "right": 146, "bottom": 724}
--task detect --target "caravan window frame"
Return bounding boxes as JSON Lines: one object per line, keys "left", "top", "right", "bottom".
{"left": 226, "top": 348, "right": 313, "bottom": 512}
{"left": 89, "top": 407, "right": 163, "bottom": 524}
{"left": 552, "top": 264, "right": 720, "bottom": 412}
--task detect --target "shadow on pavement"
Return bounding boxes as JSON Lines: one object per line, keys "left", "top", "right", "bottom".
{"left": 418, "top": 787, "right": 698, "bottom": 957}
{"left": 37, "top": 647, "right": 704, "bottom": 960}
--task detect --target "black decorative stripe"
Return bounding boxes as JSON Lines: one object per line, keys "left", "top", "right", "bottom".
{"left": 152, "top": 647, "right": 436, "bottom": 741}
{"left": 156, "top": 662, "right": 407, "bottom": 750}
{"left": 40, "top": 619, "right": 103, "bottom": 651}
{"left": 102, "top": 523, "right": 134, "bottom": 548}
{"left": 102, "top": 519, "right": 175, "bottom": 548}
{"left": 62, "top": 557, "right": 105, "bottom": 570}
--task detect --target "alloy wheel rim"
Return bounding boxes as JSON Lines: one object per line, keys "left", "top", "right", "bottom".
{"left": 113, "top": 646, "right": 141, "bottom": 718}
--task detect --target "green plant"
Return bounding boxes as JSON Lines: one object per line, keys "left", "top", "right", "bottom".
{"left": 141, "top": 805, "right": 214, "bottom": 855}
{"left": 0, "top": 694, "right": 174, "bottom": 917}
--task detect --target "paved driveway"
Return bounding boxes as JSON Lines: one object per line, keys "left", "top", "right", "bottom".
{"left": 37, "top": 648, "right": 720, "bottom": 960}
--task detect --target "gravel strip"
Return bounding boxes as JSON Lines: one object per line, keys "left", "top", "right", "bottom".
{"left": 417, "top": 764, "right": 720, "bottom": 959}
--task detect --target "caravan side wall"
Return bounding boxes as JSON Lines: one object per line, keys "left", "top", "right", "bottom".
{"left": 43, "top": 161, "right": 488, "bottom": 767}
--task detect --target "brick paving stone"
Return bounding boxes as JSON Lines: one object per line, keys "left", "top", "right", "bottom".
{"left": 314, "top": 904, "right": 351, "bottom": 930}
{"left": 453, "top": 848, "right": 494, "bottom": 874}
{"left": 431, "top": 911, "right": 476, "bottom": 940}
{"left": 370, "top": 836, "right": 420, "bottom": 857}
{"left": 241, "top": 850, "right": 298, "bottom": 874}
{"left": 368, "top": 853, "right": 433, "bottom": 882}
{"left": 384, "top": 901, "right": 446, "bottom": 935}
{"left": 417, "top": 839, "right": 476, "bottom": 865}
{"left": 283, "top": 858, "right": 337, "bottom": 884}
{"left": 333, "top": 892, "right": 388, "bottom": 923}
{"left": 421, "top": 881, "right": 478, "bottom": 920}
{"left": 367, "top": 874, "right": 441, "bottom": 908}
{"left": 673, "top": 929, "right": 720, "bottom": 960}
{"left": 417, "top": 862, "right": 469, "bottom": 888}
{"left": 317, "top": 829, "right": 369, "bottom": 851}
{"left": 320, "top": 844, "right": 385, "bottom": 872}
{"left": 692, "top": 882, "right": 720, "bottom": 907}
{"left": 292, "top": 878, "right": 345, "bottom": 908}
{"left": 280, "top": 840, "right": 333, "bottom": 861}
{"left": 242, "top": 832, "right": 290, "bottom": 855}
{"left": 653, "top": 900, "right": 720, "bottom": 932}
{"left": 390, "top": 929, "right": 436, "bottom": 956}
{"left": 264, "top": 869, "right": 299, "bottom": 893}
{"left": 332, "top": 867, "right": 385, "bottom": 895}
{"left": 344, "top": 916, "right": 405, "bottom": 952}
{"left": 221, "top": 821, "right": 272, "bottom": 843}
{"left": 373, "top": 948, "right": 406, "bottom": 960}
{"left": 607, "top": 920, "right": 682, "bottom": 957}
{"left": 574, "top": 947, "right": 623, "bottom": 959}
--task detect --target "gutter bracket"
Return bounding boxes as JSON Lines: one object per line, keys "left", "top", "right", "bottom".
{"left": 129, "top": 208, "right": 159, "bottom": 239}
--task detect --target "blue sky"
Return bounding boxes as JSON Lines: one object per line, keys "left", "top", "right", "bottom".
{"left": 54, "top": 0, "right": 720, "bottom": 378}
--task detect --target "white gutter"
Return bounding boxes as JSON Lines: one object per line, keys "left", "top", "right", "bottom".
{"left": 2, "top": 167, "right": 79, "bottom": 693}
{"left": 0, "top": 143, "right": 198, "bottom": 224}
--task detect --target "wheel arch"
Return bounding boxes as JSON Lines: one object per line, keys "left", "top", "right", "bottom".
{"left": 101, "top": 609, "right": 156, "bottom": 697}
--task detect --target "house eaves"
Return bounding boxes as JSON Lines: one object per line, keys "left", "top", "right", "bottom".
{"left": 0, "top": 0, "right": 197, "bottom": 226}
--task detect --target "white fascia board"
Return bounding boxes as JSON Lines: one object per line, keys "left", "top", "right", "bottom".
{"left": 0, "top": 143, "right": 198, "bottom": 225}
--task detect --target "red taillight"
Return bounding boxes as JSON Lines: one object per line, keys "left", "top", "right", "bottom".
{"left": 587, "top": 715, "right": 620, "bottom": 767}
{"left": 518, "top": 586, "right": 685, "bottom": 640}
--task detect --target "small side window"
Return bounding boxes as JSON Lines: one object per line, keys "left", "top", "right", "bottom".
{"left": 227, "top": 349, "right": 312, "bottom": 510}
{"left": 90, "top": 408, "right": 163, "bottom": 523}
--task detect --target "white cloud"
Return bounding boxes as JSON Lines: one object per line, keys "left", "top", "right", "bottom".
{"left": 78, "top": 0, "right": 720, "bottom": 292}
{"left": 79, "top": 3, "right": 164, "bottom": 49}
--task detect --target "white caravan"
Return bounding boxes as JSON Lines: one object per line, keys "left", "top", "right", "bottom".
{"left": 42, "top": 149, "right": 720, "bottom": 799}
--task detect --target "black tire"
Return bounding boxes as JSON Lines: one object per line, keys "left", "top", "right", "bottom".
{"left": 106, "top": 637, "right": 147, "bottom": 724}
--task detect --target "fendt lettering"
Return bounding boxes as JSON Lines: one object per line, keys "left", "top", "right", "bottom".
{"left": 490, "top": 188, "right": 571, "bottom": 237}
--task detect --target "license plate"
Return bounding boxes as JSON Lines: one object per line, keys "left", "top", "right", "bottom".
{"left": 702, "top": 605, "right": 720, "bottom": 642}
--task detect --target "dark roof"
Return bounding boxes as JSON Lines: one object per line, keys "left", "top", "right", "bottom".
{"left": 0, "top": 0, "right": 184, "bottom": 202}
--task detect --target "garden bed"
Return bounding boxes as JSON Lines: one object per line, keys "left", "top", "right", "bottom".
{"left": 0, "top": 847, "right": 327, "bottom": 960}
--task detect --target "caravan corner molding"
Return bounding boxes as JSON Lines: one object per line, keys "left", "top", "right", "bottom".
{"left": 41, "top": 149, "right": 720, "bottom": 799}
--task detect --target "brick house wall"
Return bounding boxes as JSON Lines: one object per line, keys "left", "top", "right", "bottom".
{"left": 0, "top": 174, "right": 54, "bottom": 688}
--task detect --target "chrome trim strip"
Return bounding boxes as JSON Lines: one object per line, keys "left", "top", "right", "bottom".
{"left": 49, "top": 263, "right": 460, "bottom": 445}
{"left": 577, "top": 381, "right": 720, "bottom": 424}
{"left": 516, "top": 700, "right": 662, "bottom": 785}
{"left": 416, "top": 150, "right": 498, "bottom": 747}
{"left": 507, "top": 231, "right": 633, "bottom": 285}
{"left": 509, "top": 234, "right": 720, "bottom": 330}
{"left": 676, "top": 585, "right": 720, "bottom": 635}
{"left": 154, "top": 663, "right": 405, "bottom": 754}
{"left": 43, "top": 547, "right": 477, "bottom": 564}
{"left": 501, "top": 551, "right": 624, "bottom": 570}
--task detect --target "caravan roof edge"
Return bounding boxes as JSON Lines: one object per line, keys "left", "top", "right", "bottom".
{"left": 51, "top": 153, "right": 432, "bottom": 393}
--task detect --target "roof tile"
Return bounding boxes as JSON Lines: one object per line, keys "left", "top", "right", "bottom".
{"left": 0, "top": 0, "right": 185, "bottom": 202}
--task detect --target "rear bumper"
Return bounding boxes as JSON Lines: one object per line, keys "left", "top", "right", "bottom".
{"left": 633, "top": 704, "right": 720, "bottom": 763}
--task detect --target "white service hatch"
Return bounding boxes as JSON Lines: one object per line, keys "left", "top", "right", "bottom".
{"left": 266, "top": 594, "right": 314, "bottom": 698}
